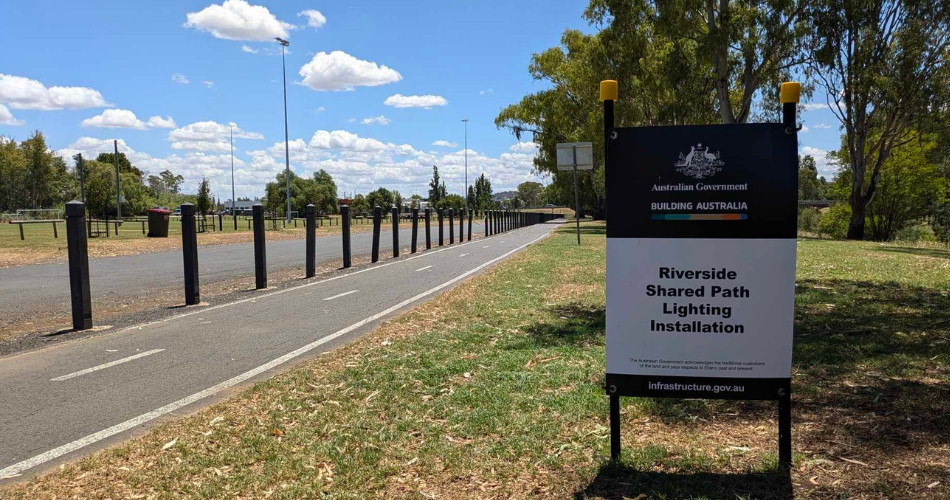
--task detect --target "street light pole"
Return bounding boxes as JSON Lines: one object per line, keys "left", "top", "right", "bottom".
{"left": 230, "top": 124, "right": 236, "bottom": 230}
{"left": 462, "top": 118, "right": 468, "bottom": 215}
{"left": 276, "top": 37, "right": 291, "bottom": 223}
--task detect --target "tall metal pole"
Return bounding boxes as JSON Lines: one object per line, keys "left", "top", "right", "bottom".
{"left": 276, "top": 37, "right": 291, "bottom": 223}
{"left": 114, "top": 140, "right": 121, "bottom": 219}
{"left": 230, "top": 124, "right": 237, "bottom": 230}
{"left": 462, "top": 119, "right": 469, "bottom": 216}
{"left": 77, "top": 153, "right": 86, "bottom": 204}
{"left": 573, "top": 145, "right": 581, "bottom": 245}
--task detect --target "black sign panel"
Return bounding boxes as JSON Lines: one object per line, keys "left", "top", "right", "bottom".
{"left": 607, "top": 123, "right": 798, "bottom": 240}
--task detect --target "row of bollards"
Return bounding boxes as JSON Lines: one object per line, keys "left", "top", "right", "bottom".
{"left": 63, "top": 198, "right": 560, "bottom": 332}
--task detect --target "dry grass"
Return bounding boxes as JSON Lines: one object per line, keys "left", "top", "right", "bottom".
{"left": 2, "top": 223, "right": 948, "bottom": 499}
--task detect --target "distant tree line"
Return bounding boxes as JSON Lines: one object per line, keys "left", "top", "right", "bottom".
{"left": 0, "top": 131, "right": 195, "bottom": 218}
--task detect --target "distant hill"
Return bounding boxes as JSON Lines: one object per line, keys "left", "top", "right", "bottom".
{"left": 493, "top": 191, "right": 518, "bottom": 202}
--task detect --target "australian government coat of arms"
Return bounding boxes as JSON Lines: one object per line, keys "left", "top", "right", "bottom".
{"left": 674, "top": 143, "right": 725, "bottom": 179}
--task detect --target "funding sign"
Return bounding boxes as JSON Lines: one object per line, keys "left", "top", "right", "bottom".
{"left": 606, "top": 123, "right": 798, "bottom": 398}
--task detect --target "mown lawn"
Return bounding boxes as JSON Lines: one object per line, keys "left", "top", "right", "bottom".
{"left": 2, "top": 223, "right": 948, "bottom": 499}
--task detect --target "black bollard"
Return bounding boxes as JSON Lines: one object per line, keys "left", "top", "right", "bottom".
{"left": 342, "top": 205, "right": 352, "bottom": 268}
{"left": 392, "top": 206, "right": 399, "bottom": 258}
{"left": 253, "top": 204, "right": 267, "bottom": 289}
{"left": 468, "top": 209, "right": 473, "bottom": 241}
{"left": 485, "top": 210, "right": 490, "bottom": 237}
{"left": 181, "top": 203, "right": 200, "bottom": 305}
{"left": 449, "top": 208, "right": 455, "bottom": 244}
{"left": 411, "top": 207, "right": 419, "bottom": 253}
{"left": 372, "top": 206, "right": 381, "bottom": 263}
{"left": 65, "top": 201, "right": 92, "bottom": 330}
{"left": 459, "top": 208, "right": 464, "bottom": 242}
{"left": 424, "top": 208, "right": 432, "bottom": 250}
{"left": 438, "top": 209, "right": 444, "bottom": 246}
{"left": 306, "top": 204, "right": 316, "bottom": 278}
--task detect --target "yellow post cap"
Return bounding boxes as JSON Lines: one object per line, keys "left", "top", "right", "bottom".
{"left": 600, "top": 80, "right": 618, "bottom": 101}
{"left": 780, "top": 82, "right": 801, "bottom": 104}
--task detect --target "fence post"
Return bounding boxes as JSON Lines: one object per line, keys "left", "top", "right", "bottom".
{"left": 449, "top": 208, "right": 455, "bottom": 244}
{"left": 411, "top": 207, "right": 419, "bottom": 253}
{"left": 253, "top": 204, "right": 267, "bottom": 289}
{"left": 372, "top": 206, "right": 382, "bottom": 263}
{"left": 392, "top": 206, "right": 399, "bottom": 258}
{"left": 485, "top": 210, "right": 489, "bottom": 237}
{"left": 342, "top": 205, "right": 352, "bottom": 268}
{"left": 306, "top": 204, "right": 316, "bottom": 278}
{"left": 181, "top": 203, "right": 200, "bottom": 305}
{"left": 438, "top": 209, "right": 444, "bottom": 246}
{"left": 424, "top": 208, "right": 432, "bottom": 250}
{"left": 65, "top": 201, "right": 92, "bottom": 330}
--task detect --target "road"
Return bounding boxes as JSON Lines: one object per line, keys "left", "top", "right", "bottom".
{"left": 0, "top": 219, "right": 484, "bottom": 326}
{"left": 0, "top": 220, "right": 554, "bottom": 481}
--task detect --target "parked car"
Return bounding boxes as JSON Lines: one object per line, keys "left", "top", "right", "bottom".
{"left": 173, "top": 206, "right": 182, "bottom": 216}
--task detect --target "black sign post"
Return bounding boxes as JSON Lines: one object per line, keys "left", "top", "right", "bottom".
{"left": 604, "top": 80, "right": 800, "bottom": 469}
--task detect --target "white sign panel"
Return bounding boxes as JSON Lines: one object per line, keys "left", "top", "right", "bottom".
{"left": 556, "top": 142, "right": 593, "bottom": 171}
{"left": 606, "top": 238, "right": 796, "bottom": 378}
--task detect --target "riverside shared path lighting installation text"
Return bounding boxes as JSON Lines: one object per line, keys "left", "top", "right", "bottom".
{"left": 647, "top": 267, "right": 749, "bottom": 334}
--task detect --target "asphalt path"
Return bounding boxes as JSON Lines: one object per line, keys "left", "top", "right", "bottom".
{"left": 0, "top": 219, "right": 484, "bottom": 323}
{"left": 0, "top": 220, "right": 555, "bottom": 481}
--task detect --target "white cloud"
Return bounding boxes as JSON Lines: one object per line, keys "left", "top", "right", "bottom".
{"left": 383, "top": 94, "right": 448, "bottom": 109}
{"left": 479, "top": 88, "right": 493, "bottom": 96}
{"left": 0, "top": 73, "right": 109, "bottom": 110}
{"left": 147, "top": 116, "right": 177, "bottom": 129}
{"left": 361, "top": 115, "right": 391, "bottom": 125}
{"left": 309, "top": 130, "right": 392, "bottom": 151}
{"left": 800, "top": 146, "right": 837, "bottom": 178}
{"left": 509, "top": 141, "right": 538, "bottom": 152}
{"left": 316, "top": 106, "right": 326, "bottom": 113}
{"left": 813, "top": 123, "right": 832, "bottom": 129}
{"left": 432, "top": 140, "right": 457, "bottom": 148}
{"left": 172, "top": 73, "right": 190, "bottom": 84}
{"left": 203, "top": 80, "right": 215, "bottom": 89}
{"left": 800, "top": 124, "right": 810, "bottom": 133}
{"left": 81, "top": 109, "right": 147, "bottom": 130}
{"left": 241, "top": 44, "right": 259, "bottom": 54}
{"left": 168, "top": 121, "right": 264, "bottom": 152}
{"left": 298, "top": 51, "right": 402, "bottom": 91}
{"left": 0, "top": 104, "right": 24, "bottom": 125}
{"left": 184, "top": 0, "right": 293, "bottom": 41}
{"left": 298, "top": 9, "right": 326, "bottom": 29}
{"left": 801, "top": 103, "right": 828, "bottom": 111}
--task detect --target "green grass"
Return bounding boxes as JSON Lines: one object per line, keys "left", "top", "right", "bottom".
{"left": 3, "top": 223, "right": 949, "bottom": 499}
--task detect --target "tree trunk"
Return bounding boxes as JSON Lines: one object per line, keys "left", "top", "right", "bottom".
{"left": 847, "top": 198, "right": 866, "bottom": 240}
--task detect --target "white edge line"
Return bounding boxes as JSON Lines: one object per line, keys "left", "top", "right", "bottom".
{"left": 414, "top": 266, "right": 433, "bottom": 272}
{"left": 50, "top": 349, "right": 166, "bottom": 382}
{"left": 0, "top": 230, "right": 549, "bottom": 479}
{"left": 322, "top": 290, "right": 358, "bottom": 301}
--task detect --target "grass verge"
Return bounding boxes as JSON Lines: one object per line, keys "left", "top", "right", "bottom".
{"left": 2, "top": 222, "right": 948, "bottom": 499}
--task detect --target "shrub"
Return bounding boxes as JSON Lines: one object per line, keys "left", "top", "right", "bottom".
{"left": 819, "top": 204, "right": 852, "bottom": 239}
{"left": 895, "top": 222, "right": 937, "bottom": 243}
{"left": 798, "top": 207, "right": 822, "bottom": 233}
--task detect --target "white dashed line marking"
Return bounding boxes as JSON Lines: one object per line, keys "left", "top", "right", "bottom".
{"left": 51, "top": 349, "right": 165, "bottom": 382}
{"left": 323, "top": 290, "right": 359, "bottom": 301}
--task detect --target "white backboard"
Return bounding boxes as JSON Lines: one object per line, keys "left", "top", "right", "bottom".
{"left": 556, "top": 142, "right": 594, "bottom": 170}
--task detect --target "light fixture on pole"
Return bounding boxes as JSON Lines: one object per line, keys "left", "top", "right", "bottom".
{"left": 462, "top": 118, "right": 468, "bottom": 215}
{"left": 276, "top": 37, "right": 291, "bottom": 223}
{"left": 230, "top": 124, "right": 236, "bottom": 230}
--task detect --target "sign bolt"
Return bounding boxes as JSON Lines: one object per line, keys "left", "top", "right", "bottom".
{"left": 778, "top": 388, "right": 787, "bottom": 397}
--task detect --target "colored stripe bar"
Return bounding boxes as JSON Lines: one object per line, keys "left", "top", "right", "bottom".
{"left": 651, "top": 213, "right": 748, "bottom": 221}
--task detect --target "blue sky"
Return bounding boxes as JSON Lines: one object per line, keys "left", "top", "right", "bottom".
{"left": 0, "top": 0, "right": 842, "bottom": 200}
